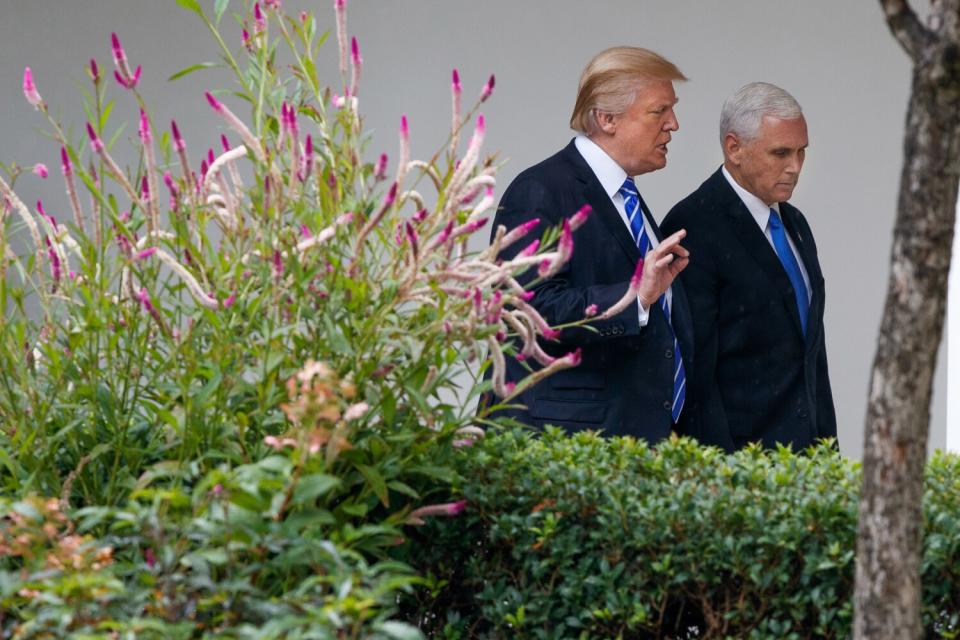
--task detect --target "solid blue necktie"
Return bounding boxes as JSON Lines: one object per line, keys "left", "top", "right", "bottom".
{"left": 768, "top": 209, "right": 809, "bottom": 336}
{"left": 618, "top": 178, "right": 686, "bottom": 423}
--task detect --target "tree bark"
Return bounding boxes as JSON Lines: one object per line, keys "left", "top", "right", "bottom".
{"left": 855, "top": 2, "right": 960, "bottom": 638}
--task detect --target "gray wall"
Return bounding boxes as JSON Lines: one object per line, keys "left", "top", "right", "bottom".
{"left": 0, "top": 1, "right": 946, "bottom": 458}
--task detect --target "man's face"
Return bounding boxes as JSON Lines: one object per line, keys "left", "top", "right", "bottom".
{"left": 606, "top": 80, "right": 679, "bottom": 176}
{"left": 727, "top": 115, "right": 808, "bottom": 205}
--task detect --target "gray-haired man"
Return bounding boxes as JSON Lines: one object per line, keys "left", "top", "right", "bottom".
{"left": 661, "top": 82, "right": 836, "bottom": 452}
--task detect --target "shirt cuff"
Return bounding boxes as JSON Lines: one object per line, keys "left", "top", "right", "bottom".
{"left": 637, "top": 297, "right": 649, "bottom": 327}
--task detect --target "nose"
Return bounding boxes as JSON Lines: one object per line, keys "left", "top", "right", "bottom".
{"left": 664, "top": 108, "right": 679, "bottom": 132}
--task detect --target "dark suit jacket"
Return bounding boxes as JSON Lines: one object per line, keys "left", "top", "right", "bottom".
{"left": 661, "top": 167, "right": 837, "bottom": 451}
{"left": 488, "top": 140, "right": 694, "bottom": 441}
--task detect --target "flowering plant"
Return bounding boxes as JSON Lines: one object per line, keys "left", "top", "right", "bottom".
{"left": 0, "top": 0, "right": 601, "bottom": 635}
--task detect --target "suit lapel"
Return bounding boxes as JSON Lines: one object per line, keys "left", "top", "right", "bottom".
{"left": 561, "top": 142, "right": 641, "bottom": 263}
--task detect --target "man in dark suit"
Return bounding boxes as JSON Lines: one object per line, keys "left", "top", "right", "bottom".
{"left": 488, "top": 47, "right": 694, "bottom": 441}
{"left": 661, "top": 82, "right": 836, "bottom": 452}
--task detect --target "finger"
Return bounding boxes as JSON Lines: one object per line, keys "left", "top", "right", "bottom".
{"left": 654, "top": 253, "right": 675, "bottom": 269}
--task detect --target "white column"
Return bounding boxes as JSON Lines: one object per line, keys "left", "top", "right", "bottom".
{"left": 948, "top": 194, "right": 960, "bottom": 451}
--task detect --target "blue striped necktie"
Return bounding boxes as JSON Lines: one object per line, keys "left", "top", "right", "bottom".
{"left": 768, "top": 209, "right": 809, "bottom": 336}
{"left": 618, "top": 178, "right": 685, "bottom": 423}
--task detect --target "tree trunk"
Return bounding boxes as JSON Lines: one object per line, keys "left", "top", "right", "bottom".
{"left": 855, "top": 2, "right": 960, "bottom": 638}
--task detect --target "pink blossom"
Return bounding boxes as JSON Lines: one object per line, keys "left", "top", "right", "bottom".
{"left": 45, "top": 237, "right": 61, "bottom": 286}
{"left": 264, "top": 435, "right": 297, "bottom": 450}
{"left": 406, "top": 499, "right": 468, "bottom": 525}
{"left": 405, "top": 221, "right": 419, "bottom": 257}
{"left": 205, "top": 91, "right": 224, "bottom": 112}
{"left": 300, "top": 10, "right": 308, "bottom": 22}
{"left": 383, "top": 181, "right": 398, "bottom": 209}
{"left": 223, "top": 293, "right": 237, "bottom": 309}
{"left": 136, "top": 247, "right": 157, "bottom": 261}
{"left": 630, "top": 258, "right": 644, "bottom": 288}
{"left": 519, "top": 239, "right": 540, "bottom": 257}
{"left": 263, "top": 0, "right": 281, "bottom": 8}
{"left": 137, "top": 287, "right": 161, "bottom": 323}
{"left": 253, "top": 3, "right": 265, "bottom": 33}
{"left": 138, "top": 109, "right": 152, "bottom": 145}
{"left": 60, "top": 147, "right": 72, "bottom": 176}
{"left": 343, "top": 402, "right": 369, "bottom": 421}
{"left": 171, "top": 120, "right": 186, "bottom": 152}
{"left": 110, "top": 33, "right": 141, "bottom": 89}
{"left": 501, "top": 217, "right": 541, "bottom": 249}
{"left": 452, "top": 68, "right": 462, "bottom": 94}
{"left": 272, "top": 249, "right": 284, "bottom": 280}
{"left": 569, "top": 204, "right": 592, "bottom": 230}
{"left": 22, "top": 67, "right": 42, "bottom": 108}
{"left": 584, "top": 303, "right": 599, "bottom": 317}
{"left": 542, "top": 327, "right": 562, "bottom": 340}
{"left": 335, "top": 0, "right": 348, "bottom": 79}
{"left": 374, "top": 153, "right": 388, "bottom": 180}
{"left": 480, "top": 73, "right": 495, "bottom": 102}
{"left": 144, "top": 547, "right": 156, "bottom": 568}
{"left": 32, "top": 163, "right": 48, "bottom": 179}
{"left": 86, "top": 122, "right": 104, "bottom": 153}
{"left": 141, "top": 175, "right": 150, "bottom": 201}
{"left": 88, "top": 58, "right": 100, "bottom": 83}
{"left": 220, "top": 134, "right": 231, "bottom": 151}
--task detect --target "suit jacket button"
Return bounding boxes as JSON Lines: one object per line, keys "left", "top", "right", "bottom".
{"left": 663, "top": 400, "right": 672, "bottom": 411}
{"left": 664, "top": 348, "right": 673, "bottom": 359}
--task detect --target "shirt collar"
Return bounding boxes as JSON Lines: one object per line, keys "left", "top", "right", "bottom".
{"left": 574, "top": 135, "right": 629, "bottom": 199}
{"left": 721, "top": 165, "right": 780, "bottom": 231}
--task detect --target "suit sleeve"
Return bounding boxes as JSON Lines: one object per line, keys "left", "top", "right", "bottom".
{"left": 662, "top": 210, "right": 735, "bottom": 450}
{"left": 493, "top": 176, "right": 641, "bottom": 346}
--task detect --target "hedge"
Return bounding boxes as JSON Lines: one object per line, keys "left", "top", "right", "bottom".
{"left": 405, "top": 429, "right": 960, "bottom": 639}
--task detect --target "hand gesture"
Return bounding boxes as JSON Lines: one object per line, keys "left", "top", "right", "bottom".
{"left": 637, "top": 229, "right": 689, "bottom": 308}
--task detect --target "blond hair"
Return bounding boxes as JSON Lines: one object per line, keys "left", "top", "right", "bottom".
{"left": 570, "top": 46, "right": 687, "bottom": 136}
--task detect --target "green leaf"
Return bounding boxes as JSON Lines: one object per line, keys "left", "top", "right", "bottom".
{"left": 293, "top": 473, "right": 341, "bottom": 505}
{"left": 376, "top": 621, "right": 424, "bottom": 640}
{"left": 214, "top": 0, "right": 230, "bottom": 23}
{"left": 358, "top": 464, "right": 390, "bottom": 507}
{"left": 167, "top": 62, "right": 219, "bottom": 82}
{"left": 175, "top": 0, "right": 204, "bottom": 17}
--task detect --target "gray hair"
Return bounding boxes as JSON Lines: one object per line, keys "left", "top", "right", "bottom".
{"left": 719, "top": 82, "right": 802, "bottom": 144}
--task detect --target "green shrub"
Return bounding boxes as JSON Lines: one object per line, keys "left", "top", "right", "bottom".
{"left": 409, "top": 429, "right": 960, "bottom": 639}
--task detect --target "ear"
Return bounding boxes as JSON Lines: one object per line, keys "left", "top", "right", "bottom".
{"left": 594, "top": 110, "right": 617, "bottom": 136}
{"left": 723, "top": 132, "right": 743, "bottom": 165}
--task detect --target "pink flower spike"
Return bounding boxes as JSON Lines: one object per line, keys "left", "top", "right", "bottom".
{"left": 374, "top": 153, "right": 388, "bottom": 179}
{"left": 585, "top": 303, "right": 599, "bottom": 317}
{"left": 467, "top": 217, "right": 489, "bottom": 233}
{"left": 23, "top": 67, "right": 42, "bottom": 108}
{"left": 223, "top": 293, "right": 237, "bottom": 309}
{"left": 207, "top": 148, "right": 215, "bottom": 166}
{"left": 205, "top": 91, "right": 223, "bottom": 112}
{"left": 630, "top": 258, "right": 645, "bottom": 288}
{"left": 405, "top": 221, "right": 419, "bottom": 254}
{"left": 335, "top": 0, "right": 345, "bottom": 9}
{"left": 171, "top": 120, "right": 186, "bottom": 152}
{"left": 141, "top": 175, "right": 150, "bottom": 200}
{"left": 542, "top": 327, "right": 562, "bottom": 340}
{"left": 220, "top": 134, "right": 230, "bottom": 151}
{"left": 480, "top": 74, "right": 495, "bottom": 102}
{"left": 519, "top": 239, "right": 540, "bottom": 257}
{"left": 86, "top": 123, "right": 104, "bottom": 152}
{"left": 88, "top": 58, "right": 100, "bottom": 83}
{"left": 559, "top": 219, "right": 574, "bottom": 256}
{"left": 264, "top": 0, "right": 281, "bottom": 8}
{"left": 144, "top": 547, "right": 156, "bottom": 568}
{"left": 383, "top": 181, "right": 398, "bottom": 208}
{"left": 254, "top": 2, "right": 265, "bottom": 32}
{"left": 569, "top": 204, "right": 593, "bottom": 230}
{"left": 138, "top": 109, "right": 152, "bottom": 144}
{"left": 565, "top": 348, "right": 583, "bottom": 367}
{"left": 344, "top": 402, "right": 369, "bottom": 421}
{"left": 60, "top": 147, "right": 72, "bottom": 175}
{"left": 32, "top": 164, "right": 48, "bottom": 179}
{"left": 407, "top": 500, "right": 468, "bottom": 525}
{"left": 136, "top": 247, "right": 158, "bottom": 260}
{"left": 452, "top": 68, "right": 461, "bottom": 93}
{"left": 350, "top": 36, "right": 361, "bottom": 66}
{"left": 241, "top": 28, "right": 251, "bottom": 49}
{"left": 300, "top": 223, "right": 312, "bottom": 238}
{"left": 521, "top": 291, "right": 535, "bottom": 302}
{"left": 272, "top": 249, "right": 284, "bottom": 279}
{"left": 110, "top": 32, "right": 127, "bottom": 68}
{"left": 400, "top": 115, "right": 409, "bottom": 141}
{"left": 475, "top": 113, "right": 485, "bottom": 137}
{"left": 300, "top": 10, "right": 308, "bottom": 22}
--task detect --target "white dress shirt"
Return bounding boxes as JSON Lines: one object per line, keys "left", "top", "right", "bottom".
{"left": 574, "top": 135, "right": 672, "bottom": 325}
{"left": 721, "top": 166, "right": 812, "bottom": 300}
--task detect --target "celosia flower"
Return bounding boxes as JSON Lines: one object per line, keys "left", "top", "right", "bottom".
{"left": 136, "top": 247, "right": 157, "bottom": 261}
{"left": 110, "top": 33, "right": 141, "bottom": 89}
{"left": 569, "top": 204, "right": 592, "bottom": 230}
{"left": 585, "top": 303, "right": 599, "bottom": 317}
{"left": 60, "top": 147, "right": 72, "bottom": 175}
{"left": 406, "top": 499, "right": 467, "bottom": 525}
{"left": 480, "top": 73, "right": 495, "bottom": 102}
{"left": 223, "top": 293, "right": 236, "bottom": 309}
{"left": 519, "top": 239, "right": 540, "bottom": 257}
{"left": 86, "top": 122, "right": 104, "bottom": 152}
{"left": 350, "top": 36, "right": 362, "bottom": 95}
{"left": 171, "top": 120, "right": 186, "bottom": 152}
{"left": 374, "top": 153, "right": 388, "bottom": 180}
{"left": 263, "top": 0, "right": 281, "bottom": 8}
{"left": 32, "top": 164, "right": 48, "bottom": 179}
{"left": 88, "top": 58, "right": 100, "bottom": 83}
{"left": 335, "top": 0, "right": 348, "bottom": 79}
{"left": 220, "top": 134, "right": 230, "bottom": 152}
{"left": 253, "top": 2, "right": 265, "bottom": 33}
{"left": 22, "top": 67, "right": 42, "bottom": 108}
{"left": 137, "top": 287, "right": 162, "bottom": 323}
{"left": 138, "top": 109, "right": 152, "bottom": 144}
